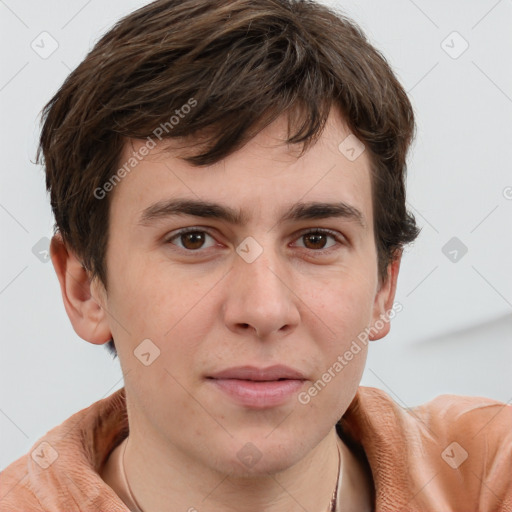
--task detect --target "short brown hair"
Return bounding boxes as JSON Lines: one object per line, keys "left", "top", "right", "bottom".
{"left": 38, "top": 0, "right": 420, "bottom": 359}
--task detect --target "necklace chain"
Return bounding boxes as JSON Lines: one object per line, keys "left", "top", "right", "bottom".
{"left": 121, "top": 437, "right": 341, "bottom": 512}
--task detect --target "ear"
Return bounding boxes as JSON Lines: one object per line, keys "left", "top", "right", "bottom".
{"left": 369, "top": 250, "right": 402, "bottom": 341}
{"left": 50, "top": 233, "right": 112, "bottom": 345}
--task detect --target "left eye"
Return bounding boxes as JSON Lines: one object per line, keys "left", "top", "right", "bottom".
{"left": 293, "top": 230, "right": 339, "bottom": 251}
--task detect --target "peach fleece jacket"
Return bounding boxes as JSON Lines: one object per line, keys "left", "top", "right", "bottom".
{"left": 1, "top": 386, "right": 511, "bottom": 511}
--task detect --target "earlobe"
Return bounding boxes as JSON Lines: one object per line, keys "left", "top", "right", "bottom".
{"left": 369, "top": 251, "right": 402, "bottom": 341}
{"left": 50, "top": 233, "right": 112, "bottom": 345}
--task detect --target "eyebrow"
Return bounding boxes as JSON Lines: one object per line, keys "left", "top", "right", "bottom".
{"left": 138, "top": 198, "right": 366, "bottom": 229}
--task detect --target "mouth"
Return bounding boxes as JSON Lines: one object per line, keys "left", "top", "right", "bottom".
{"left": 207, "top": 364, "right": 307, "bottom": 381}
{"left": 206, "top": 365, "right": 307, "bottom": 408}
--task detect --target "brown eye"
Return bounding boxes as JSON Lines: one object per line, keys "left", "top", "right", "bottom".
{"left": 180, "top": 231, "right": 206, "bottom": 250}
{"left": 167, "top": 229, "right": 216, "bottom": 251}
{"left": 295, "top": 229, "right": 340, "bottom": 252}
{"left": 302, "top": 232, "right": 329, "bottom": 250}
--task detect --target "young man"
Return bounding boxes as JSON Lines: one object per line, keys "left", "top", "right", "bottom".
{"left": 1, "top": 0, "right": 510, "bottom": 511}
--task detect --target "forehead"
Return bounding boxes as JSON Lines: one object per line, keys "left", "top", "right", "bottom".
{"left": 110, "top": 109, "right": 373, "bottom": 229}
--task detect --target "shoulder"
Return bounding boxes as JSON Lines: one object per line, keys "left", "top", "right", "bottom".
{"left": 357, "top": 386, "right": 512, "bottom": 462}
{"left": 411, "top": 392, "right": 512, "bottom": 474}
{"left": 343, "top": 387, "right": 512, "bottom": 510}
{"left": 356, "top": 386, "right": 511, "bottom": 441}
{"left": 0, "top": 388, "right": 128, "bottom": 512}
{"left": 409, "top": 391, "right": 512, "bottom": 440}
{"left": 0, "top": 454, "right": 45, "bottom": 511}
{"left": 409, "top": 391, "right": 512, "bottom": 508}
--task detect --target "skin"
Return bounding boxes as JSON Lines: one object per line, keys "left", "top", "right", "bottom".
{"left": 51, "top": 107, "right": 401, "bottom": 512}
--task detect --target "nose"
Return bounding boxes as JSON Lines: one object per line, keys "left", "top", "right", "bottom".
{"left": 222, "top": 246, "right": 300, "bottom": 340}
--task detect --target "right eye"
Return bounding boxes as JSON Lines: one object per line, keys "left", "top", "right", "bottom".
{"left": 165, "top": 228, "right": 218, "bottom": 252}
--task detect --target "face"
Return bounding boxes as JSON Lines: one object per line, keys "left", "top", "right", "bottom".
{"left": 76, "top": 107, "right": 397, "bottom": 476}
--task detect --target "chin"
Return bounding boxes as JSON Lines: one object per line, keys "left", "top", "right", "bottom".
{"left": 210, "top": 438, "right": 306, "bottom": 478}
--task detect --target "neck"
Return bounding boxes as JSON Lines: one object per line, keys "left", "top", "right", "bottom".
{"left": 122, "top": 420, "right": 343, "bottom": 512}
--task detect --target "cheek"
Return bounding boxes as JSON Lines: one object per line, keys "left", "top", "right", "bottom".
{"left": 108, "top": 257, "right": 219, "bottom": 381}
{"left": 301, "top": 281, "right": 374, "bottom": 420}
{"left": 108, "top": 251, "right": 198, "bottom": 333}
{"left": 307, "top": 269, "right": 376, "bottom": 344}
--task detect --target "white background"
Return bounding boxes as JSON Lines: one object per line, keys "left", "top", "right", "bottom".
{"left": 1, "top": 0, "right": 511, "bottom": 471}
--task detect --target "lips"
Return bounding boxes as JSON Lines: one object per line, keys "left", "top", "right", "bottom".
{"left": 206, "top": 365, "right": 307, "bottom": 408}
{"left": 207, "top": 365, "right": 307, "bottom": 381}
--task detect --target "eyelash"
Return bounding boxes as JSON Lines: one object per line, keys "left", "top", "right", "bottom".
{"left": 164, "top": 227, "right": 346, "bottom": 256}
